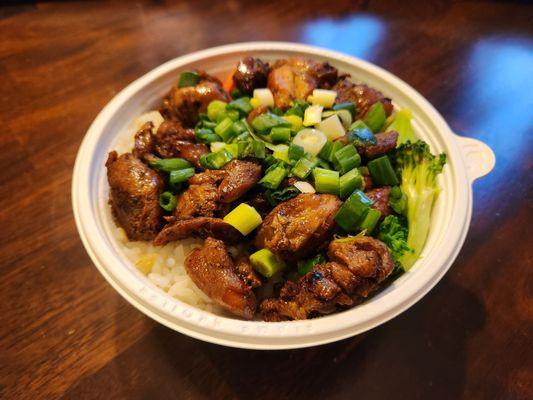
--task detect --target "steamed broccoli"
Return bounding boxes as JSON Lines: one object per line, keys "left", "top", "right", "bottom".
{"left": 378, "top": 215, "right": 412, "bottom": 270}
{"left": 392, "top": 140, "right": 446, "bottom": 269}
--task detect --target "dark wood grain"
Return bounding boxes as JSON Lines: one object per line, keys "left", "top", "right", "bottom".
{"left": 1, "top": 1, "right": 532, "bottom": 399}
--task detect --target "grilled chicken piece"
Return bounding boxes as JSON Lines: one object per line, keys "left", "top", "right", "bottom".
{"left": 232, "top": 57, "right": 270, "bottom": 95}
{"left": 185, "top": 237, "right": 258, "bottom": 319}
{"left": 154, "top": 120, "right": 208, "bottom": 168}
{"left": 260, "top": 237, "right": 394, "bottom": 321}
{"left": 174, "top": 170, "right": 226, "bottom": 219}
{"left": 133, "top": 122, "right": 156, "bottom": 161}
{"left": 255, "top": 194, "right": 342, "bottom": 261}
{"left": 153, "top": 217, "right": 242, "bottom": 246}
{"left": 267, "top": 58, "right": 339, "bottom": 109}
{"left": 333, "top": 80, "right": 393, "bottom": 120}
{"left": 359, "top": 131, "right": 399, "bottom": 160}
{"left": 365, "top": 186, "right": 392, "bottom": 217}
{"left": 164, "top": 72, "right": 230, "bottom": 127}
{"left": 106, "top": 151, "right": 164, "bottom": 240}
{"left": 219, "top": 159, "right": 262, "bottom": 203}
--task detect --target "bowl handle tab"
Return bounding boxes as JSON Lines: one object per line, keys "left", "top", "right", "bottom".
{"left": 455, "top": 135, "right": 495, "bottom": 183}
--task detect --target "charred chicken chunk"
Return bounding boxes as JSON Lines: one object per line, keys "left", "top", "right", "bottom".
{"left": 232, "top": 57, "right": 270, "bottom": 95}
{"left": 174, "top": 170, "right": 226, "bottom": 219}
{"left": 365, "top": 186, "right": 392, "bottom": 217}
{"left": 260, "top": 237, "right": 394, "bottom": 321}
{"left": 106, "top": 151, "right": 164, "bottom": 240}
{"left": 154, "top": 120, "right": 208, "bottom": 168}
{"left": 164, "top": 72, "right": 230, "bottom": 127}
{"left": 359, "top": 131, "right": 399, "bottom": 160}
{"left": 153, "top": 217, "right": 242, "bottom": 246}
{"left": 255, "top": 194, "right": 342, "bottom": 261}
{"left": 219, "top": 159, "right": 262, "bottom": 203}
{"left": 333, "top": 79, "right": 393, "bottom": 120}
{"left": 185, "top": 237, "right": 258, "bottom": 319}
{"left": 267, "top": 58, "right": 339, "bottom": 109}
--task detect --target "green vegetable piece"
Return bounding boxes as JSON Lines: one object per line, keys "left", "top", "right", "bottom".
{"left": 223, "top": 203, "right": 262, "bottom": 235}
{"left": 149, "top": 158, "right": 191, "bottom": 172}
{"left": 367, "top": 155, "right": 399, "bottom": 186}
{"left": 195, "top": 128, "right": 221, "bottom": 144}
{"left": 348, "top": 120, "right": 377, "bottom": 146}
{"left": 264, "top": 186, "right": 300, "bottom": 206}
{"left": 231, "top": 120, "right": 247, "bottom": 136}
{"left": 224, "top": 143, "right": 239, "bottom": 158}
{"left": 288, "top": 143, "right": 305, "bottom": 161}
{"left": 387, "top": 109, "right": 416, "bottom": 145}
{"left": 251, "top": 112, "right": 291, "bottom": 134}
{"left": 363, "top": 102, "right": 386, "bottom": 133}
{"left": 284, "top": 99, "right": 309, "bottom": 118}
{"left": 388, "top": 186, "right": 407, "bottom": 214}
{"left": 169, "top": 167, "right": 195, "bottom": 184}
{"left": 259, "top": 164, "right": 288, "bottom": 190}
{"left": 333, "top": 102, "right": 356, "bottom": 117}
{"left": 297, "top": 254, "right": 327, "bottom": 276}
{"left": 249, "top": 249, "right": 287, "bottom": 278}
{"left": 326, "top": 141, "right": 344, "bottom": 163}
{"left": 359, "top": 208, "right": 382, "bottom": 233}
{"left": 291, "top": 157, "right": 318, "bottom": 179}
{"left": 251, "top": 140, "right": 266, "bottom": 159}
{"left": 178, "top": 71, "right": 200, "bottom": 88}
{"left": 378, "top": 215, "right": 412, "bottom": 268}
{"left": 207, "top": 100, "right": 227, "bottom": 122}
{"left": 215, "top": 117, "right": 236, "bottom": 142}
{"left": 334, "top": 189, "right": 374, "bottom": 232}
{"left": 200, "top": 149, "right": 233, "bottom": 169}
{"left": 312, "top": 167, "right": 339, "bottom": 195}
{"left": 271, "top": 127, "right": 291, "bottom": 143}
{"left": 227, "top": 97, "right": 252, "bottom": 115}
{"left": 392, "top": 140, "right": 446, "bottom": 269}
{"left": 332, "top": 144, "right": 361, "bottom": 174}
{"left": 231, "top": 88, "right": 244, "bottom": 98}
{"left": 316, "top": 158, "right": 332, "bottom": 170}
{"left": 318, "top": 140, "right": 334, "bottom": 159}
{"left": 339, "top": 168, "right": 363, "bottom": 199}
{"left": 159, "top": 191, "right": 177, "bottom": 212}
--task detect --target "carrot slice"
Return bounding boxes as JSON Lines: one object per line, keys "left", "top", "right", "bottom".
{"left": 223, "top": 69, "right": 236, "bottom": 93}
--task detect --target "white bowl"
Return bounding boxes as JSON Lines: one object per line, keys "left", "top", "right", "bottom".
{"left": 72, "top": 42, "right": 495, "bottom": 349}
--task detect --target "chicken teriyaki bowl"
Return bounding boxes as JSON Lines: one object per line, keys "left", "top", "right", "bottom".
{"left": 105, "top": 53, "right": 447, "bottom": 322}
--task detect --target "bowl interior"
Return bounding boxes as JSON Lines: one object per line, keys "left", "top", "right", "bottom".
{"left": 74, "top": 43, "right": 470, "bottom": 349}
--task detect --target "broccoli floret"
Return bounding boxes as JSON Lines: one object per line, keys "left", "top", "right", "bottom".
{"left": 392, "top": 140, "right": 446, "bottom": 269}
{"left": 378, "top": 215, "right": 412, "bottom": 271}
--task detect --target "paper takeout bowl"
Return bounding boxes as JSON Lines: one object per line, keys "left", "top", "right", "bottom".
{"left": 72, "top": 42, "right": 495, "bottom": 349}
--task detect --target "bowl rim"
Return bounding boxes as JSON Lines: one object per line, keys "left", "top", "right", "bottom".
{"left": 72, "top": 41, "right": 473, "bottom": 349}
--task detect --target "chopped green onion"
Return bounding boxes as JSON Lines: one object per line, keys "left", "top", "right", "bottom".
{"left": 249, "top": 248, "right": 287, "bottom": 278}
{"left": 282, "top": 115, "right": 303, "bottom": 132}
{"left": 334, "top": 189, "right": 374, "bottom": 232}
{"left": 149, "top": 158, "right": 191, "bottom": 172}
{"left": 200, "top": 149, "right": 233, "bottom": 169}
{"left": 367, "top": 155, "right": 399, "bottom": 186}
{"left": 318, "top": 140, "right": 333, "bottom": 159}
{"left": 207, "top": 100, "right": 227, "bottom": 122}
{"left": 195, "top": 128, "right": 220, "bottom": 143}
{"left": 339, "top": 168, "right": 363, "bottom": 199}
{"left": 348, "top": 120, "right": 377, "bottom": 146}
{"left": 201, "top": 120, "right": 217, "bottom": 129}
{"left": 333, "top": 102, "right": 356, "bottom": 117}
{"left": 386, "top": 109, "right": 416, "bottom": 145}
{"left": 307, "top": 89, "right": 337, "bottom": 108}
{"left": 178, "top": 71, "right": 200, "bottom": 88}
{"left": 251, "top": 112, "right": 290, "bottom": 134}
{"left": 359, "top": 208, "right": 381, "bottom": 233}
{"left": 214, "top": 117, "right": 235, "bottom": 142}
{"left": 284, "top": 99, "right": 309, "bottom": 118}
{"left": 168, "top": 180, "right": 182, "bottom": 194}
{"left": 332, "top": 144, "right": 361, "bottom": 174}
{"left": 388, "top": 186, "right": 407, "bottom": 214}
{"left": 252, "top": 88, "right": 275, "bottom": 108}
{"left": 271, "top": 127, "right": 291, "bottom": 143}
{"left": 272, "top": 144, "right": 289, "bottom": 163}
{"left": 251, "top": 140, "right": 266, "bottom": 159}
{"left": 316, "top": 158, "right": 332, "bottom": 170}
{"left": 292, "top": 128, "right": 327, "bottom": 156}
{"left": 159, "top": 191, "right": 177, "bottom": 211}
{"left": 224, "top": 143, "right": 239, "bottom": 158}
{"left": 312, "top": 168, "right": 339, "bottom": 195}
{"left": 335, "top": 109, "right": 353, "bottom": 130}
{"left": 303, "top": 105, "right": 323, "bottom": 126}
{"left": 231, "top": 120, "right": 248, "bottom": 136}
{"left": 227, "top": 97, "right": 252, "bottom": 115}
{"left": 223, "top": 109, "right": 240, "bottom": 122}
{"left": 223, "top": 203, "right": 262, "bottom": 235}
{"left": 170, "top": 167, "right": 195, "bottom": 184}
{"left": 363, "top": 102, "right": 386, "bottom": 133}
{"left": 264, "top": 186, "right": 300, "bottom": 206}
{"left": 316, "top": 114, "right": 346, "bottom": 140}
{"left": 297, "top": 254, "right": 326, "bottom": 275}
{"left": 291, "top": 157, "right": 318, "bottom": 179}
{"left": 231, "top": 88, "right": 244, "bottom": 98}
{"left": 259, "top": 164, "right": 288, "bottom": 190}
{"left": 210, "top": 142, "right": 226, "bottom": 153}
{"left": 288, "top": 143, "right": 305, "bottom": 161}
{"left": 326, "top": 141, "right": 344, "bottom": 163}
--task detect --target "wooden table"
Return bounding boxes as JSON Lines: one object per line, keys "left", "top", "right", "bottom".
{"left": 1, "top": 1, "right": 532, "bottom": 399}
